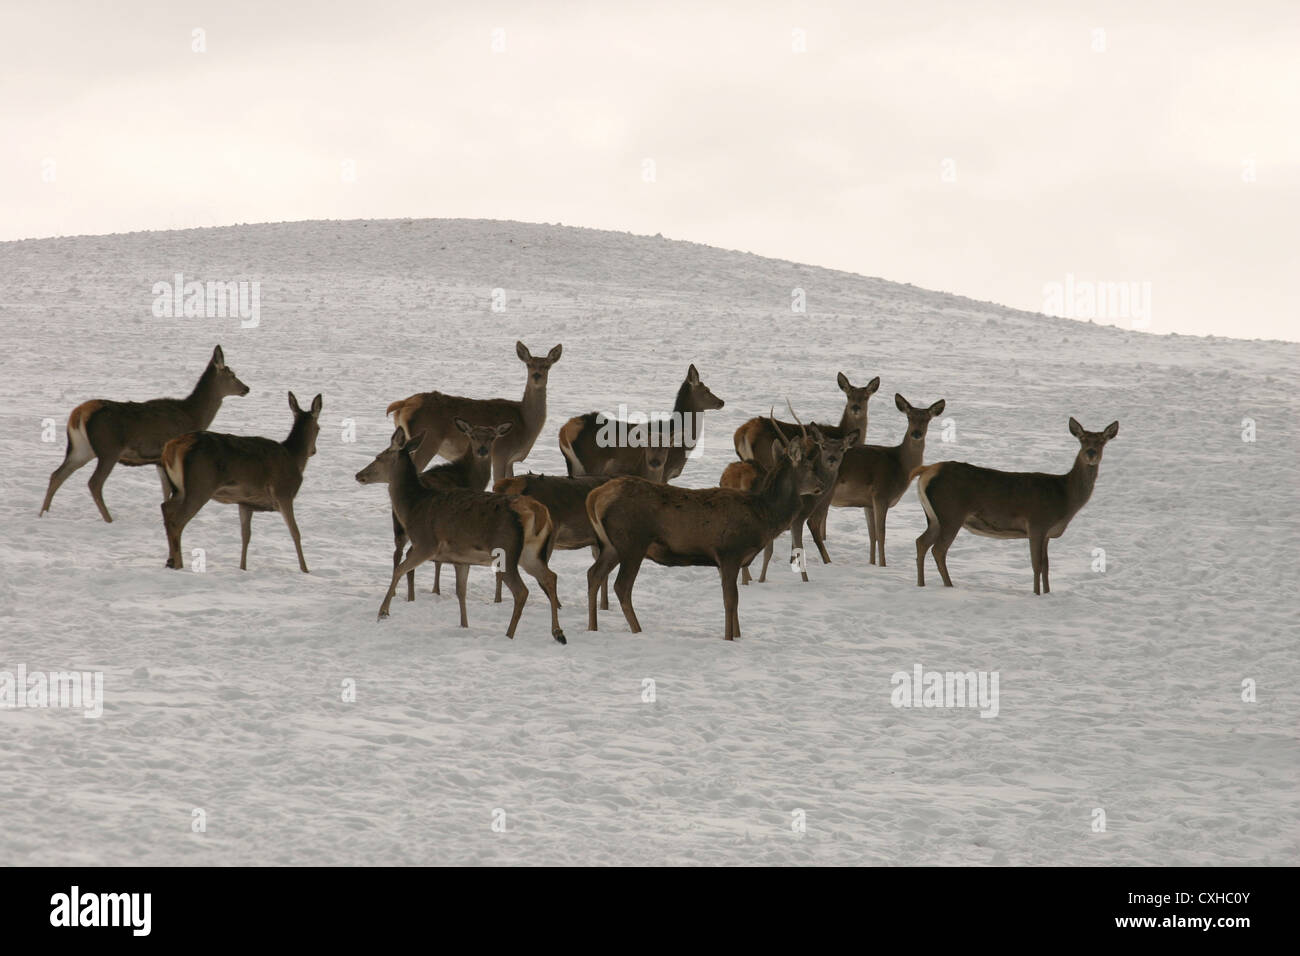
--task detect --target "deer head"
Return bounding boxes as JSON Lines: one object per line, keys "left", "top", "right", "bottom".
{"left": 211, "top": 345, "right": 250, "bottom": 397}
{"left": 454, "top": 417, "right": 513, "bottom": 462}
{"left": 895, "top": 393, "right": 946, "bottom": 443}
{"left": 287, "top": 391, "right": 322, "bottom": 457}
{"left": 1069, "top": 418, "right": 1119, "bottom": 467}
{"left": 517, "top": 342, "right": 563, "bottom": 387}
{"left": 837, "top": 372, "right": 879, "bottom": 431}
{"left": 685, "top": 364, "right": 725, "bottom": 411}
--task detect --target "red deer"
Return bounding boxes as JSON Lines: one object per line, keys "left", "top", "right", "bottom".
{"left": 814, "top": 394, "right": 946, "bottom": 567}
{"left": 558, "top": 364, "right": 724, "bottom": 481}
{"left": 359, "top": 430, "right": 565, "bottom": 643}
{"left": 733, "top": 372, "right": 878, "bottom": 469}
{"left": 160, "top": 391, "right": 321, "bottom": 572}
{"left": 40, "top": 345, "right": 249, "bottom": 522}
{"left": 720, "top": 420, "right": 857, "bottom": 584}
{"left": 585, "top": 415, "right": 824, "bottom": 640}
{"left": 355, "top": 419, "right": 512, "bottom": 601}
{"left": 914, "top": 418, "right": 1118, "bottom": 594}
{"left": 385, "top": 342, "right": 561, "bottom": 482}
{"left": 492, "top": 473, "right": 620, "bottom": 610}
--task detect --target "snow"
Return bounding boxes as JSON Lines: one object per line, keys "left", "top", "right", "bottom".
{"left": 1, "top": 218, "right": 1296, "bottom": 865}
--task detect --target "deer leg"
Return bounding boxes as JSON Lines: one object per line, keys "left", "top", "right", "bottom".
{"left": 160, "top": 482, "right": 211, "bottom": 570}
{"left": 589, "top": 545, "right": 608, "bottom": 609}
{"left": 157, "top": 465, "right": 173, "bottom": 501}
{"left": 718, "top": 562, "right": 741, "bottom": 640}
{"left": 1041, "top": 538, "right": 1051, "bottom": 594}
{"left": 432, "top": 561, "right": 442, "bottom": 595}
{"left": 915, "top": 516, "right": 941, "bottom": 587}
{"left": 379, "top": 545, "right": 434, "bottom": 619}
{"left": 791, "top": 517, "right": 809, "bottom": 582}
{"left": 500, "top": 561, "right": 529, "bottom": 639}
{"left": 864, "top": 505, "right": 877, "bottom": 564}
{"left": 40, "top": 438, "right": 95, "bottom": 515}
{"left": 519, "top": 549, "right": 566, "bottom": 644}
{"left": 758, "top": 540, "right": 774, "bottom": 583}
{"left": 586, "top": 544, "right": 619, "bottom": 631}
{"left": 454, "top": 562, "right": 470, "bottom": 627}
{"left": 873, "top": 497, "right": 888, "bottom": 567}
{"left": 932, "top": 523, "right": 959, "bottom": 588}
{"left": 612, "top": 553, "right": 645, "bottom": 633}
{"left": 238, "top": 504, "right": 253, "bottom": 570}
{"left": 808, "top": 499, "right": 832, "bottom": 561}
{"left": 741, "top": 560, "right": 752, "bottom": 585}
{"left": 275, "top": 495, "right": 309, "bottom": 573}
{"left": 1029, "top": 531, "right": 1046, "bottom": 595}
{"left": 87, "top": 454, "right": 119, "bottom": 523}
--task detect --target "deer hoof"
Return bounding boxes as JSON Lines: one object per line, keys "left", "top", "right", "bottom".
{"left": 553, "top": 629, "right": 567, "bottom": 645}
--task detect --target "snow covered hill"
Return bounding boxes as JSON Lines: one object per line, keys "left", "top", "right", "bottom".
{"left": 1, "top": 219, "right": 1296, "bottom": 865}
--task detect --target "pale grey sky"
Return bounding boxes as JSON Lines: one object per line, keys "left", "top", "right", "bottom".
{"left": 3, "top": 0, "right": 1296, "bottom": 339}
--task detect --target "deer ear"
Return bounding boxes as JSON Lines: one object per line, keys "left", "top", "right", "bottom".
{"left": 928, "top": 399, "right": 946, "bottom": 418}
{"left": 454, "top": 417, "right": 473, "bottom": 436}
{"left": 686, "top": 364, "right": 700, "bottom": 385}
{"left": 288, "top": 391, "right": 301, "bottom": 414}
{"left": 516, "top": 341, "right": 532, "bottom": 362}
{"left": 310, "top": 394, "right": 323, "bottom": 418}
{"left": 1069, "top": 417, "right": 1084, "bottom": 438}
{"left": 212, "top": 345, "right": 225, "bottom": 368}
{"left": 390, "top": 427, "right": 406, "bottom": 448}
{"left": 547, "top": 344, "right": 562, "bottom": 363}
{"left": 836, "top": 372, "right": 851, "bottom": 392}
{"left": 405, "top": 431, "right": 426, "bottom": 455}
{"left": 842, "top": 428, "right": 860, "bottom": 445}
{"left": 1103, "top": 421, "right": 1119, "bottom": 440}
{"left": 895, "top": 393, "right": 910, "bottom": 413}
{"left": 495, "top": 422, "right": 514, "bottom": 437}
{"left": 787, "top": 441, "right": 803, "bottom": 464}
{"left": 865, "top": 376, "right": 881, "bottom": 395}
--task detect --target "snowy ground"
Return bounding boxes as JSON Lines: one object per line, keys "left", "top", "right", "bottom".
{"left": 1, "top": 219, "right": 1296, "bottom": 865}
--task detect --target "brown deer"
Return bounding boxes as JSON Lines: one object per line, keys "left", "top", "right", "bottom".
{"left": 355, "top": 419, "right": 513, "bottom": 601}
{"left": 558, "top": 364, "right": 724, "bottom": 481}
{"left": 815, "top": 394, "right": 946, "bottom": 568}
{"left": 359, "top": 430, "right": 565, "bottom": 643}
{"left": 733, "top": 372, "right": 878, "bottom": 469}
{"left": 40, "top": 345, "right": 250, "bottom": 522}
{"left": 160, "top": 392, "right": 321, "bottom": 572}
{"left": 914, "top": 418, "right": 1118, "bottom": 594}
{"left": 720, "top": 419, "right": 857, "bottom": 584}
{"left": 385, "top": 342, "right": 561, "bottom": 482}
{"left": 492, "top": 473, "right": 618, "bottom": 610}
{"left": 585, "top": 415, "right": 824, "bottom": 640}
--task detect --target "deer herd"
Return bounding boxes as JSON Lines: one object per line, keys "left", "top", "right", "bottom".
{"left": 39, "top": 342, "right": 1119, "bottom": 641}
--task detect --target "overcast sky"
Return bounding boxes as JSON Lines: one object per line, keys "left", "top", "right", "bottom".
{"left": 3, "top": 0, "right": 1296, "bottom": 340}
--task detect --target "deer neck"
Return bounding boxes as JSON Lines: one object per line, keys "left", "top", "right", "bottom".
{"left": 464, "top": 452, "right": 494, "bottom": 491}
{"left": 520, "top": 379, "right": 547, "bottom": 431}
{"left": 756, "top": 460, "right": 803, "bottom": 532}
{"left": 388, "top": 455, "right": 426, "bottom": 524}
{"left": 897, "top": 433, "right": 927, "bottom": 475}
{"left": 183, "top": 363, "right": 225, "bottom": 429}
{"left": 671, "top": 382, "right": 707, "bottom": 448}
{"left": 282, "top": 420, "right": 314, "bottom": 471}
{"left": 1065, "top": 452, "right": 1100, "bottom": 514}
{"left": 837, "top": 407, "right": 865, "bottom": 444}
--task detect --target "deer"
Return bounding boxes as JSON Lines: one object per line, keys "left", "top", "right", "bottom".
{"left": 355, "top": 419, "right": 513, "bottom": 602}
{"left": 160, "top": 391, "right": 321, "bottom": 572}
{"left": 358, "top": 430, "right": 566, "bottom": 643}
{"left": 733, "top": 372, "right": 878, "bottom": 469}
{"left": 914, "top": 418, "right": 1119, "bottom": 594}
{"left": 813, "top": 394, "right": 946, "bottom": 568}
{"left": 720, "top": 412, "right": 857, "bottom": 584}
{"left": 385, "top": 342, "right": 561, "bottom": 482}
{"left": 40, "top": 345, "right": 250, "bottom": 523}
{"left": 585, "top": 413, "right": 824, "bottom": 640}
{"left": 558, "top": 364, "right": 724, "bottom": 482}
{"left": 492, "top": 474, "right": 612, "bottom": 610}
